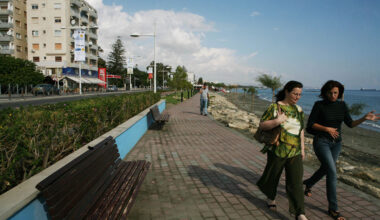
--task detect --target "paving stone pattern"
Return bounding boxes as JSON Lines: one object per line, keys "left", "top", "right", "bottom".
{"left": 126, "top": 94, "right": 380, "bottom": 220}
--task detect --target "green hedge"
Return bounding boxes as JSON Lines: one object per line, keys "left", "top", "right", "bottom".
{"left": 0, "top": 92, "right": 160, "bottom": 194}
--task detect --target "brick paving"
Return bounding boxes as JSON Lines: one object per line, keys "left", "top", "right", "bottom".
{"left": 126, "top": 94, "right": 380, "bottom": 220}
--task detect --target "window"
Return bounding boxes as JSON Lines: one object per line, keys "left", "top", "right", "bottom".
{"left": 31, "top": 17, "right": 38, "bottom": 24}
{"left": 54, "top": 17, "right": 61, "bottom": 23}
{"left": 43, "top": 43, "right": 46, "bottom": 48}
{"left": 16, "top": 46, "right": 21, "bottom": 52}
{"left": 32, "top": 30, "right": 38, "bottom": 36}
{"left": 54, "top": 30, "right": 62, "bottom": 36}
{"left": 43, "top": 30, "right": 46, "bottom": 34}
{"left": 54, "top": 3, "right": 61, "bottom": 9}
{"left": 55, "top": 56, "right": 62, "bottom": 62}
{"left": 43, "top": 17, "right": 46, "bottom": 21}
{"left": 16, "top": 33, "right": 21, "bottom": 39}
{"left": 15, "top": 7, "right": 20, "bottom": 15}
{"left": 32, "top": 43, "right": 39, "bottom": 50}
{"left": 31, "top": 4, "right": 38, "bottom": 10}
{"left": 55, "top": 43, "right": 62, "bottom": 50}
{"left": 15, "top": 20, "right": 21, "bottom": 27}
{"left": 33, "top": 57, "right": 40, "bottom": 62}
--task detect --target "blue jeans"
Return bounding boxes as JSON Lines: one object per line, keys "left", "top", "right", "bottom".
{"left": 200, "top": 99, "right": 208, "bottom": 115}
{"left": 303, "top": 136, "right": 341, "bottom": 211}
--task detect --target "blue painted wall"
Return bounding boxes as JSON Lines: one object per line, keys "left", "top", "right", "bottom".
{"left": 7, "top": 101, "right": 165, "bottom": 220}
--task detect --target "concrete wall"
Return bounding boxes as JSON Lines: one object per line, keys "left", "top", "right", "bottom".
{"left": 0, "top": 100, "right": 166, "bottom": 220}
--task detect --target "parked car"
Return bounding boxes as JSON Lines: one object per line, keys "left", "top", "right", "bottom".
{"left": 107, "top": 85, "right": 118, "bottom": 92}
{"left": 32, "top": 84, "right": 60, "bottom": 96}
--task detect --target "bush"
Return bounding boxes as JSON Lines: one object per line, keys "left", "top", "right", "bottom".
{"left": 0, "top": 92, "right": 160, "bottom": 194}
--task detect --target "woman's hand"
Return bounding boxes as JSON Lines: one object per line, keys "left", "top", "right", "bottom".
{"left": 276, "top": 112, "right": 287, "bottom": 124}
{"left": 326, "top": 127, "right": 339, "bottom": 139}
{"left": 364, "top": 111, "right": 380, "bottom": 121}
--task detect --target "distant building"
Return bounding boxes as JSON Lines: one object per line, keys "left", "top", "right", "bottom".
{"left": 187, "top": 72, "right": 195, "bottom": 84}
{"left": 0, "top": 0, "right": 28, "bottom": 59}
{"left": 27, "top": 0, "right": 99, "bottom": 83}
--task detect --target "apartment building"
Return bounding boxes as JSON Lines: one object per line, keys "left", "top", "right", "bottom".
{"left": 0, "top": 0, "right": 28, "bottom": 59}
{"left": 27, "top": 0, "right": 99, "bottom": 82}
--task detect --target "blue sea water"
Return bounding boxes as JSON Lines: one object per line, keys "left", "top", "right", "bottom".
{"left": 238, "top": 88, "right": 380, "bottom": 133}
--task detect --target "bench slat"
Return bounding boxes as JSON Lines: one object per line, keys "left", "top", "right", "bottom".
{"left": 36, "top": 136, "right": 114, "bottom": 191}
{"left": 36, "top": 136, "right": 150, "bottom": 220}
{"left": 107, "top": 161, "right": 149, "bottom": 220}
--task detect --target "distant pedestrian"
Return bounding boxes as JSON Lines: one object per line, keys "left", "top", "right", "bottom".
{"left": 200, "top": 83, "right": 209, "bottom": 116}
{"left": 256, "top": 81, "right": 308, "bottom": 220}
{"left": 303, "top": 80, "right": 379, "bottom": 220}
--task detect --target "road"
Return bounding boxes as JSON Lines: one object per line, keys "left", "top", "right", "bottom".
{"left": 0, "top": 90, "right": 149, "bottom": 110}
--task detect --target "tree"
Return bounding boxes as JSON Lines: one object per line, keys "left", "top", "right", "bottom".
{"left": 257, "top": 74, "right": 282, "bottom": 102}
{"left": 167, "top": 65, "right": 191, "bottom": 90}
{"left": 197, "top": 77, "right": 203, "bottom": 85}
{"left": 349, "top": 103, "right": 366, "bottom": 116}
{"left": 247, "top": 87, "right": 257, "bottom": 111}
{"left": 98, "top": 57, "right": 106, "bottom": 68}
{"left": 0, "top": 56, "right": 44, "bottom": 86}
{"left": 132, "top": 67, "right": 149, "bottom": 88}
{"left": 107, "top": 37, "right": 126, "bottom": 87}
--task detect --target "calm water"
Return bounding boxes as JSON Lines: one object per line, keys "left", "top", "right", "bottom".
{"left": 238, "top": 88, "right": 380, "bottom": 132}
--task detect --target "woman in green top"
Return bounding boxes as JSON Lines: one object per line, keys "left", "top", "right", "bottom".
{"left": 256, "top": 81, "right": 308, "bottom": 220}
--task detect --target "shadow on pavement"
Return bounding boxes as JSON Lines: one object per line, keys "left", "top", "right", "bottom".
{"left": 187, "top": 165, "right": 289, "bottom": 219}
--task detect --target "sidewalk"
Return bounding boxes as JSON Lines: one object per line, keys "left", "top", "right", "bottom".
{"left": 126, "top": 94, "right": 380, "bottom": 220}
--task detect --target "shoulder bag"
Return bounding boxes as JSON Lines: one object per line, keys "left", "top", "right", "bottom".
{"left": 254, "top": 103, "right": 282, "bottom": 146}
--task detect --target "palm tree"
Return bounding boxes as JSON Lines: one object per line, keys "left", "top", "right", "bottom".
{"left": 257, "top": 74, "right": 282, "bottom": 102}
{"left": 247, "top": 87, "right": 257, "bottom": 112}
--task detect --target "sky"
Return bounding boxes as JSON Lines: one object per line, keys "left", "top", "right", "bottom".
{"left": 87, "top": 0, "right": 380, "bottom": 89}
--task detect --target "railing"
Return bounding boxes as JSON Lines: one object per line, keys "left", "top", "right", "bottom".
{"left": 0, "top": 34, "right": 13, "bottom": 41}
{"left": 0, "top": 22, "right": 13, "bottom": 28}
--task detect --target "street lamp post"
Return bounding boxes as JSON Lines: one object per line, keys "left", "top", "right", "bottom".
{"left": 130, "top": 23, "right": 157, "bottom": 93}
{"left": 62, "top": 25, "right": 98, "bottom": 95}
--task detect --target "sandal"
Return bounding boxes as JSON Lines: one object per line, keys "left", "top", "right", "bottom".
{"left": 328, "top": 210, "right": 345, "bottom": 220}
{"left": 304, "top": 186, "right": 312, "bottom": 197}
{"left": 266, "top": 202, "right": 277, "bottom": 211}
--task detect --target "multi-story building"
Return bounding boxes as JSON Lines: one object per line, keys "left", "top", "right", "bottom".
{"left": 187, "top": 72, "right": 196, "bottom": 85}
{"left": 0, "top": 0, "right": 28, "bottom": 59}
{"left": 27, "top": 0, "right": 99, "bottom": 83}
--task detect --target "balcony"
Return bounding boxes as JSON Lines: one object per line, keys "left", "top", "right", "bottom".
{"left": 88, "top": 53, "right": 97, "bottom": 61}
{"left": 0, "top": 9, "right": 13, "bottom": 16}
{"left": 81, "top": 7, "right": 89, "bottom": 13}
{"left": 88, "top": 32, "right": 97, "bottom": 40}
{"left": 70, "top": 0, "right": 80, "bottom": 7}
{"left": 0, "top": 34, "right": 12, "bottom": 41}
{"left": 0, "top": 48, "right": 14, "bottom": 54}
{"left": 70, "top": 9, "right": 80, "bottom": 18}
{"left": 89, "top": 10, "right": 97, "bottom": 18}
{"left": 0, "top": 22, "right": 13, "bottom": 29}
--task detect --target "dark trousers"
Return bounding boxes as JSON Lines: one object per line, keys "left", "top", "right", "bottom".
{"left": 257, "top": 151, "right": 305, "bottom": 215}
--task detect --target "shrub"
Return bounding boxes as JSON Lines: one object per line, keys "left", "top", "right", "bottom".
{"left": 0, "top": 92, "right": 160, "bottom": 194}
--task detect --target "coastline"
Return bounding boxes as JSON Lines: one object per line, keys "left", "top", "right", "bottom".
{"left": 208, "top": 92, "right": 380, "bottom": 199}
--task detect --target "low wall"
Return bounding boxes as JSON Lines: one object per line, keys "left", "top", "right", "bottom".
{"left": 0, "top": 100, "right": 166, "bottom": 220}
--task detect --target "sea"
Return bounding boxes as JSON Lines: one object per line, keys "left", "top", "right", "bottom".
{"left": 238, "top": 88, "right": 380, "bottom": 133}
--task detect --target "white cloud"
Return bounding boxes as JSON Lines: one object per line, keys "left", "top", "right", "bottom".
{"left": 250, "top": 11, "right": 261, "bottom": 17}
{"left": 86, "top": 0, "right": 267, "bottom": 85}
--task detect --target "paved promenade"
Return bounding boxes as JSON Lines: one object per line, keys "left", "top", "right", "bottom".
{"left": 126, "top": 94, "right": 380, "bottom": 220}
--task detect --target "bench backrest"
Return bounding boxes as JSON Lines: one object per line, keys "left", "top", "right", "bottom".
{"left": 36, "top": 136, "right": 120, "bottom": 220}
{"left": 150, "top": 105, "right": 161, "bottom": 121}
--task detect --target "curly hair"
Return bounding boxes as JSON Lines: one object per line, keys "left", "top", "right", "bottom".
{"left": 320, "top": 80, "right": 344, "bottom": 100}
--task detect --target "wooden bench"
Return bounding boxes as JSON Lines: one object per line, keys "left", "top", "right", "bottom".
{"left": 36, "top": 136, "right": 150, "bottom": 220}
{"left": 150, "top": 105, "right": 170, "bottom": 128}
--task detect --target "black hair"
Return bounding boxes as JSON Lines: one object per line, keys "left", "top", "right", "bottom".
{"left": 320, "top": 80, "right": 344, "bottom": 100}
{"left": 275, "top": 80, "right": 303, "bottom": 102}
